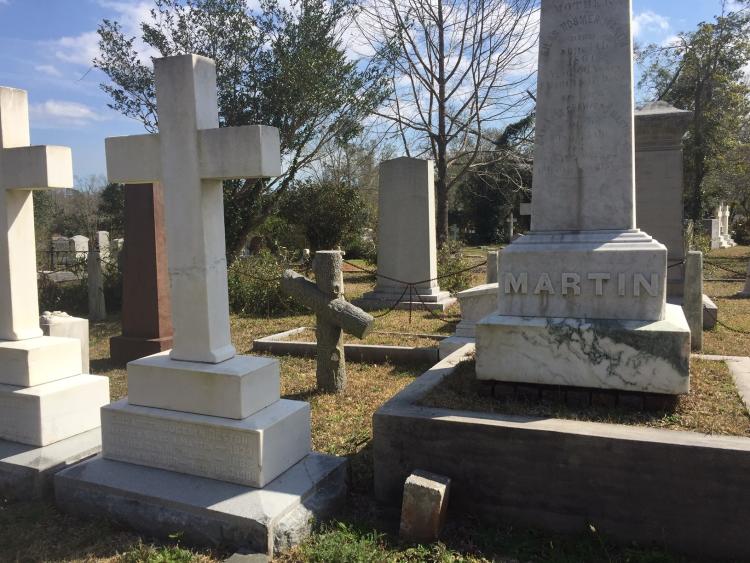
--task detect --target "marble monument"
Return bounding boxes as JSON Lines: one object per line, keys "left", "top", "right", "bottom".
{"left": 359, "top": 157, "right": 455, "bottom": 311}
{"left": 0, "top": 86, "right": 109, "bottom": 499}
{"left": 55, "top": 55, "right": 346, "bottom": 555}
{"left": 476, "top": 0, "right": 691, "bottom": 395}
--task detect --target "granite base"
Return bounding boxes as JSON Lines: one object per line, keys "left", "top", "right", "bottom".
{"left": 55, "top": 452, "right": 347, "bottom": 555}
{"left": 0, "top": 428, "right": 101, "bottom": 500}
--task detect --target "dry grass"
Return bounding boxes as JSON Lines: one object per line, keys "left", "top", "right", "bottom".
{"left": 421, "top": 358, "right": 750, "bottom": 437}
{"left": 274, "top": 327, "right": 441, "bottom": 348}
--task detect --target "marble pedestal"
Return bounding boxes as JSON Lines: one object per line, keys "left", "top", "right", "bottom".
{"left": 476, "top": 303, "right": 690, "bottom": 395}
{"left": 55, "top": 452, "right": 347, "bottom": 556}
{"left": 439, "top": 283, "right": 497, "bottom": 358}
{"left": 358, "top": 286, "right": 456, "bottom": 312}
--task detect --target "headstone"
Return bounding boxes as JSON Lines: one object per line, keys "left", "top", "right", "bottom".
{"left": 739, "top": 259, "right": 750, "bottom": 298}
{"left": 0, "top": 86, "right": 108, "bottom": 499}
{"left": 51, "top": 236, "right": 71, "bottom": 266}
{"left": 55, "top": 55, "right": 346, "bottom": 554}
{"left": 358, "top": 158, "right": 456, "bottom": 312}
{"left": 87, "top": 247, "right": 106, "bottom": 322}
{"left": 486, "top": 250, "right": 499, "bottom": 284}
{"left": 95, "top": 231, "right": 110, "bottom": 271}
{"left": 399, "top": 470, "right": 451, "bottom": 544}
{"left": 109, "top": 183, "right": 173, "bottom": 364}
{"left": 683, "top": 251, "right": 703, "bottom": 351}
{"left": 704, "top": 215, "right": 723, "bottom": 250}
{"left": 721, "top": 204, "right": 738, "bottom": 247}
{"left": 70, "top": 235, "right": 89, "bottom": 259}
{"left": 40, "top": 311, "right": 90, "bottom": 372}
{"left": 476, "top": 0, "right": 690, "bottom": 395}
{"left": 281, "top": 250, "right": 374, "bottom": 392}
{"left": 505, "top": 212, "right": 517, "bottom": 240}
{"left": 635, "top": 101, "right": 692, "bottom": 297}
{"left": 438, "top": 282, "right": 497, "bottom": 359}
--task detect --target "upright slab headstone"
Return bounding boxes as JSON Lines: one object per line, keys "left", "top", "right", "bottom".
{"left": 87, "top": 247, "right": 106, "bottom": 322}
{"left": 476, "top": 0, "right": 690, "bottom": 395}
{"left": 71, "top": 234, "right": 88, "bottom": 259}
{"left": 109, "top": 183, "right": 173, "bottom": 364}
{"left": 635, "top": 101, "right": 692, "bottom": 297}
{"left": 0, "top": 87, "right": 108, "bottom": 500}
{"left": 683, "top": 251, "right": 703, "bottom": 351}
{"left": 55, "top": 55, "right": 346, "bottom": 555}
{"left": 358, "top": 158, "right": 455, "bottom": 312}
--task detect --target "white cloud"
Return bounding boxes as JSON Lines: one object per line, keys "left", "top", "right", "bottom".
{"left": 0, "top": 0, "right": 9, "bottom": 6}
{"left": 632, "top": 11, "right": 670, "bottom": 38}
{"left": 54, "top": 31, "right": 100, "bottom": 66}
{"left": 30, "top": 100, "right": 107, "bottom": 128}
{"left": 34, "top": 64, "right": 63, "bottom": 78}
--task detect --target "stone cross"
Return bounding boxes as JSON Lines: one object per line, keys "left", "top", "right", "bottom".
{"left": 506, "top": 212, "right": 517, "bottom": 239}
{"left": 105, "top": 54, "right": 280, "bottom": 363}
{"left": 281, "top": 250, "right": 374, "bottom": 392}
{"left": 0, "top": 87, "right": 73, "bottom": 341}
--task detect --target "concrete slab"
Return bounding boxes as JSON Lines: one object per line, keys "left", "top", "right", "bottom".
{"left": 55, "top": 452, "right": 347, "bottom": 556}
{"left": 0, "top": 428, "right": 101, "bottom": 500}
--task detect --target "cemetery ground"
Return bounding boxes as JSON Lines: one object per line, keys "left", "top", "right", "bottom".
{"left": 2, "top": 248, "right": 749, "bottom": 562}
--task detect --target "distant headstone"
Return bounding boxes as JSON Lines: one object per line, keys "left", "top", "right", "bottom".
{"left": 40, "top": 311, "right": 90, "bottom": 372}
{"left": 486, "top": 250, "right": 499, "bottom": 284}
{"left": 109, "top": 183, "right": 173, "bottom": 364}
{"left": 95, "top": 231, "right": 110, "bottom": 271}
{"left": 0, "top": 86, "right": 108, "bottom": 476}
{"left": 359, "top": 157, "right": 455, "bottom": 311}
{"left": 71, "top": 234, "right": 89, "bottom": 259}
{"left": 683, "top": 251, "right": 703, "bottom": 351}
{"left": 476, "top": 0, "right": 690, "bottom": 395}
{"left": 721, "top": 204, "right": 738, "bottom": 247}
{"left": 635, "top": 101, "right": 692, "bottom": 297}
{"left": 87, "top": 247, "right": 106, "bottom": 322}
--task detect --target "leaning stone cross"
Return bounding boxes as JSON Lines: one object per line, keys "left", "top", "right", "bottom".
{"left": 281, "top": 250, "right": 375, "bottom": 392}
{"left": 0, "top": 87, "right": 74, "bottom": 340}
{"left": 105, "top": 54, "right": 280, "bottom": 363}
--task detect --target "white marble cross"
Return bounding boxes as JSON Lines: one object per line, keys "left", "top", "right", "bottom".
{"left": 0, "top": 87, "right": 73, "bottom": 341}
{"left": 105, "top": 55, "right": 281, "bottom": 364}
{"left": 506, "top": 212, "right": 517, "bottom": 238}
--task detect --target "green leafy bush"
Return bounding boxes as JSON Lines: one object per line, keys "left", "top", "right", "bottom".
{"left": 732, "top": 217, "right": 750, "bottom": 245}
{"left": 228, "top": 250, "right": 305, "bottom": 316}
{"left": 437, "top": 241, "right": 475, "bottom": 294}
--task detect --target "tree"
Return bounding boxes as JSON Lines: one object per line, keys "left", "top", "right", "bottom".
{"left": 97, "top": 183, "right": 125, "bottom": 238}
{"left": 638, "top": 1, "right": 750, "bottom": 222}
{"left": 280, "top": 178, "right": 370, "bottom": 250}
{"left": 95, "top": 0, "right": 389, "bottom": 258}
{"left": 359, "top": 0, "right": 538, "bottom": 245}
{"left": 451, "top": 114, "right": 533, "bottom": 244}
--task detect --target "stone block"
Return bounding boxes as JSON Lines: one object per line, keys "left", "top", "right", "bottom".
{"left": 0, "top": 375, "right": 109, "bottom": 446}
{"left": 0, "top": 428, "right": 100, "bottom": 500}
{"left": 55, "top": 452, "right": 347, "bottom": 556}
{"left": 683, "top": 251, "right": 703, "bottom": 351}
{"left": 454, "top": 283, "right": 498, "bottom": 338}
{"left": 128, "top": 352, "right": 280, "bottom": 419}
{"left": 703, "top": 295, "right": 718, "bottom": 330}
{"left": 40, "top": 311, "right": 89, "bottom": 372}
{"left": 476, "top": 304, "right": 691, "bottom": 395}
{"left": 497, "top": 231, "right": 667, "bottom": 322}
{"left": 102, "top": 399, "right": 311, "bottom": 488}
{"left": 0, "top": 336, "right": 81, "bottom": 387}
{"left": 399, "top": 470, "right": 451, "bottom": 544}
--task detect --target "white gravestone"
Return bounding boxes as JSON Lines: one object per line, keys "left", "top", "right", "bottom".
{"left": 56, "top": 56, "right": 344, "bottom": 553}
{"left": 476, "top": 0, "right": 690, "bottom": 395}
{"left": 0, "top": 87, "right": 108, "bottom": 498}
{"left": 359, "top": 157, "right": 455, "bottom": 311}
{"left": 721, "top": 203, "right": 737, "bottom": 247}
{"left": 71, "top": 235, "right": 89, "bottom": 259}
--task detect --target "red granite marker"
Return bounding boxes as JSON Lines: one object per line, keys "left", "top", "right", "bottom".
{"left": 110, "top": 183, "right": 173, "bottom": 363}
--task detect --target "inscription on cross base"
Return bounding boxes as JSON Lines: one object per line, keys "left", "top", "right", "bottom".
{"left": 105, "top": 55, "right": 281, "bottom": 363}
{"left": 0, "top": 87, "right": 73, "bottom": 341}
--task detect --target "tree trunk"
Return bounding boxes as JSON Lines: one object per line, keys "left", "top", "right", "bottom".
{"left": 435, "top": 0, "right": 449, "bottom": 247}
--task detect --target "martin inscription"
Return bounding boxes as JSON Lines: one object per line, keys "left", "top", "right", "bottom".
{"left": 503, "top": 272, "right": 660, "bottom": 298}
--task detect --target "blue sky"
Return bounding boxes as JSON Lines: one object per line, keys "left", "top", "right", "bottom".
{"left": 0, "top": 1, "right": 736, "bottom": 179}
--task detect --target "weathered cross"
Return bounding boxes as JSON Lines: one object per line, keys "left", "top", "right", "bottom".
{"left": 105, "top": 55, "right": 280, "bottom": 363}
{"left": 0, "top": 87, "right": 73, "bottom": 341}
{"left": 281, "top": 251, "right": 374, "bottom": 392}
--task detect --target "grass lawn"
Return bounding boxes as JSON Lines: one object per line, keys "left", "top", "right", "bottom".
{"left": 2, "top": 250, "right": 748, "bottom": 562}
